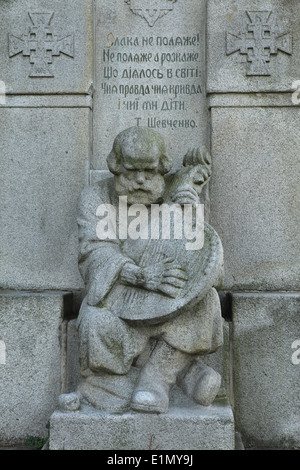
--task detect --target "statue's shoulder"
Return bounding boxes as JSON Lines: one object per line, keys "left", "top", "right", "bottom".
{"left": 78, "top": 176, "right": 115, "bottom": 207}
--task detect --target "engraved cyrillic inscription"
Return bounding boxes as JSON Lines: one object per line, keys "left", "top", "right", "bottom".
{"left": 101, "top": 33, "right": 202, "bottom": 131}
{"left": 94, "top": 1, "right": 207, "bottom": 164}
{"left": 125, "top": 0, "right": 177, "bottom": 27}
{"left": 226, "top": 11, "right": 292, "bottom": 76}
{"left": 8, "top": 11, "right": 74, "bottom": 78}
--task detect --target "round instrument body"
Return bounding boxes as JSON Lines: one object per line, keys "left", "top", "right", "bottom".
{"left": 105, "top": 222, "right": 223, "bottom": 325}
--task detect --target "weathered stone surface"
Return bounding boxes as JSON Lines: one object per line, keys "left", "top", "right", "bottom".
{"left": 207, "top": 0, "right": 300, "bottom": 92}
{"left": 50, "top": 393, "right": 235, "bottom": 450}
{"left": 90, "top": 169, "right": 110, "bottom": 185}
{"left": 203, "top": 319, "right": 231, "bottom": 401}
{"left": 0, "top": 107, "right": 90, "bottom": 290}
{"left": 0, "top": 291, "right": 71, "bottom": 444}
{"left": 0, "top": 0, "right": 93, "bottom": 94}
{"left": 232, "top": 293, "right": 300, "bottom": 449}
{"left": 93, "top": 0, "right": 208, "bottom": 169}
{"left": 65, "top": 320, "right": 81, "bottom": 394}
{"left": 210, "top": 107, "right": 300, "bottom": 290}
{"left": 73, "top": 127, "right": 224, "bottom": 415}
{"left": 65, "top": 318, "right": 232, "bottom": 402}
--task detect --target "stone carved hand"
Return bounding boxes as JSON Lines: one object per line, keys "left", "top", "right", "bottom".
{"left": 171, "top": 184, "right": 200, "bottom": 207}
{"left": 143, "top": 258, "right": 188, "bottom": 298}
{"left": 120, "top": 258, "right": 188, "bottom": 298}
{"left": 166, "top": 148, "right": 212, "bottom": 207}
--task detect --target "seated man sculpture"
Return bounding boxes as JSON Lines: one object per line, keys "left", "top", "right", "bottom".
{"left": 62, "top": 126, "right": 224, "bottom": 414}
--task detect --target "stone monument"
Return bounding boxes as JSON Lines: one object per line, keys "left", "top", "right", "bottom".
{"left": 1, "top": 0, "right": 299, "bottom": 451}
{"left": 65, "top": 125, "right": 223, "bottom": 412}
{"left": 50, "top": 127, "right": 234, "bottom": 450}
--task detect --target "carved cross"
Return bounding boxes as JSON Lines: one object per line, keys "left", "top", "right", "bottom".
{"left": 226, "top": 11, "right": 292, "bottom": 76}
{"left": 8, "top": 12, "right": 74, "bottom": 78}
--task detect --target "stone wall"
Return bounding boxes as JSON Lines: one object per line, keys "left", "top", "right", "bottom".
{"left": 0, "top": 0, "right": 92, "bottom": 444}
{"left": 207, "top": 0, "right": 300, "bottom": 449}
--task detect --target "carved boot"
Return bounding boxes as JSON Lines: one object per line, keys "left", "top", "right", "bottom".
{"left": 131, "top": 339, "right": 189, "bottom": 413}
{"left": 177, "top": 360, "right": 221, "bottom": 406}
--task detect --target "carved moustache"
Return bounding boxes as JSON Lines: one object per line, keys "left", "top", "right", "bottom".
{"left": 126, "top": 182, "right": 153, "bottom": 194}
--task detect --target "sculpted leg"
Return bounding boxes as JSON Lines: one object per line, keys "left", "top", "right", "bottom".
{"left": 177, "top": 360, "right": 222, "bottom": 406}
{"left": 71, "top": 298, "right": 149, "bottom": 412}
{"left": 161, "top": 288, "right": 223, "bottom": 407}
{"left": 77, "top": 297, "right": 147, "bottom": 375}
{"left": 131, "top": 338, "right": 189, "bottom": 413}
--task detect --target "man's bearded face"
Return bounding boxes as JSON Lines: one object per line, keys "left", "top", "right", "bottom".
{"left": 114, "top": 154, "right": 165, "bottom": 206}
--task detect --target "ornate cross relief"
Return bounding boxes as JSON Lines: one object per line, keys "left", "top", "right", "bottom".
{"left": 226, "top": 11, "right": 292, "bottom": 76}
{"left": 8, "top": 11, "right": 74, "bottom": 78}
{"left": 125, "top": 0, "right": 177, "bottom": 27}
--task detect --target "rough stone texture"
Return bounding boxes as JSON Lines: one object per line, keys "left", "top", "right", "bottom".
{"left": 207, "top": 0, "right": 300, "bottom": 92}
{"left": 50, "top": 393, "right": 235, "bottom": 450}
{"left": 0, "top": 107, "right": 90, "bottom": 290}
{"left": 65, "top": 319, "right": 81, "bottom": 394}
{"left": 0, "top": 291, "right": 71, "bottom": 444}
{"left": 203, "top": 320, "right": 231, "bottom": 401}
{"left": 1, "top": 0, "right": 93, "bottom": 94}
{"left": 74, "top": 127, "right": 224, "bottom": 415}
{"left": 90, "top": 169, "right": 110, "bottom": 185}
{"left": 4, "top": 0, "right": 300, "bottom": 451}
{"left": 93, "top": 0, "right": 208, "bottom": 169}
{"left": 210, "top": 107, "right": 300, "bottom": 291}
{"left": 232, "top": 293, "right": 300, "bottom": 449}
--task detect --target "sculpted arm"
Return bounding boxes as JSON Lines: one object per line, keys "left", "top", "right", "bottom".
{"left": 77, "top": 183, "right": 133, "bottom": 306}
{"left": 120, "top": 258, "right": 188, "bottom": 299}
{"left": 77, "top": 182, "right": 185, "bottom": 303}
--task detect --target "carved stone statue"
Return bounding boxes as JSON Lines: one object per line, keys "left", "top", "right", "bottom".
{"left": 60, "top": 126, "right": 224, "bottom": 414}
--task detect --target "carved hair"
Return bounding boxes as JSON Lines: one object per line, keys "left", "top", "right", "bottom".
{"left": 107, "top": 127, "right": 173, "bottom": 175}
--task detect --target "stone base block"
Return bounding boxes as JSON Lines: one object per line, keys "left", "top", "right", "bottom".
{"left": 0, "top": 291, "right": 71, "bottom": 444}
{"left": 49, "top": 393, "right": 234, "bottom": 450}
{"left": 232, "top": 292, "right": 300, "bottom": 449}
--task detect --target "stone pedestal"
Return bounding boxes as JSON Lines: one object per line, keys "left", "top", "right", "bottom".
{"left": 0, "top": 291, "right": 72, "bottom": 444}
{"left": 232, "top": 292, "right": 300, "bottom": 449}
{"left": 49, "top": 389, "right": 234, "bottom": 450}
